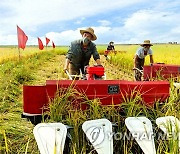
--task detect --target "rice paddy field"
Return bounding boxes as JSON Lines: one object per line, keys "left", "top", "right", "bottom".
{"left": 0, "top": 44, "right": 179, "bottom": 153}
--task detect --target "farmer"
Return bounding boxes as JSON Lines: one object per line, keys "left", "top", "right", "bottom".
{"left": 133, "top": 40, "right": 154, "bottom": 81}
{"left": 107, "top": 41, "right": 115, "bottom": 51}
{"left": 64, "top": 27, "right": 102, "bottom": 79}
{"left": 104, "top": 41, "right": 115, "bottom": 60}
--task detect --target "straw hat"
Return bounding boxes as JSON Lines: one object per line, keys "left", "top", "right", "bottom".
{"left": 141, "top": 40, "right": 153, "bottom": 46}
{"left": 80, "top": 27, "right": 97, "bottom": 41}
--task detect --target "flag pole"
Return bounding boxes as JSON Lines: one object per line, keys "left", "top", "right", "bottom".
{"left": 45, "top": 37, "right": 50, "bottom": 51}
{"left": 17, "top": 25, "right": 20, "bottom": 60}
{"left": 45, "top": 37, "right": 47, "bottom": 51}
{"left": 18, "top": 47, "right": 21, "bottom": 60}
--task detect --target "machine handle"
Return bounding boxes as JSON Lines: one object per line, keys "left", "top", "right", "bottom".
{"left": 65, "top": 70, "right": 73, "bottom": 80}
{"left": 133, "top": 68, "right": 143, "bottom": 74}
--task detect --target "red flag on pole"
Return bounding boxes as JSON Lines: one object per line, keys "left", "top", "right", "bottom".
{"left": 17, "top": 25, "right": 28, "bottom": 50}
{"left": 38, "top": 37, "right": 44, "bottom": 50}
{"left": 52, "top": 41, "right": 55, "bottom": 48}
{"left": 45, "top": 37, "right": 50, "bottom": 46}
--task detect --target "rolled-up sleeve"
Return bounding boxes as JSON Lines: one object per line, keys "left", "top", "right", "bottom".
{"left": 66, "top": 44, "right": 73, "bottom": 61}
{"left": 136, "top": 48, "right": 141, "bottom": 56}
{"left": 149, "top": 49, "right": 153, "bottom": 55}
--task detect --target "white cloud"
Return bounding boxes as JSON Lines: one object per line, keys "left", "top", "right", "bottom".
{"left": 0, "top": 0, "right": 142, "bottom": 31}
{"left": 45, "top": 26, "right": 113, "bottom": 45}
{"left": 0, "top": 0, "right": 144, "bottom": 45}
{"left": 0, "top": 34, "right": 17, "bottom": 45}
{"left": 121, "top": 9, "right": 180, "bottom": 43}
{"left": 74, "top": 17, "right": 86, "bottom": 25}
{"left": 46, "top": 29, "right": 81, "bottom": 45}
{"left": 0, "top": 0, "right": 179, "bottom": 45}
{"left": 98, "top": 20, "right": 111, "bottom": 26}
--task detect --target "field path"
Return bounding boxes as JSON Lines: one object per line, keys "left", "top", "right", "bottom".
{"left": 31, "top": 54, "right": 133, "bottom": 84}
{"left": 31, "top": 54, "right": 67, "bottom": 84}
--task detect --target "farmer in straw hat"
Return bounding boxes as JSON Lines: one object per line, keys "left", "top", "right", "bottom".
{"left": 64, "top": 27, "right": 102, "bottom": 79}
{"left": 133, "top": 40, "right": 154, "bottom": 81}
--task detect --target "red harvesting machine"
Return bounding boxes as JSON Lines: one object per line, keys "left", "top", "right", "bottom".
{"left": 144, "top": 63, "right": 180, "bottom": 80}
{"left": 22, "top": 66, "right": 170, "bottom": 124}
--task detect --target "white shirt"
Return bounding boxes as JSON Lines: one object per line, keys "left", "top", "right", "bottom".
{"left": 136, "top": 47, "right": 153, "bottom": 59}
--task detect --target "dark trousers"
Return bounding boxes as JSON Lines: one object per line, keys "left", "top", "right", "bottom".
{"left": 69, "top": 64, "right": 86, "bottom": 80}
{"left": 134, "top": 57, "right": 144, "bottom": 81}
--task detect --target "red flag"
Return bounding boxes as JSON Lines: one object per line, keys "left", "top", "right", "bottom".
{"left": 45, "top": 37, "right": 50, "bottom": 46}
{"left": 17, "top": 25, "right": 28, "bottom": 50}
{"left": 38, "top": 37, "right": 44, "bottom": 50}
{"left": 52, "top": 41, "right": 55, "bottom": 48}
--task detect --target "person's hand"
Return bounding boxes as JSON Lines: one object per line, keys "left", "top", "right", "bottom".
{"left": 63, "top": 68, "right": 68, "bottom": 73}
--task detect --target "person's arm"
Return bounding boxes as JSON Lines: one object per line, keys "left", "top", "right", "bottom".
{"left": 150, "top": 55, "right": 154, "bottom": 64}
{"left": 91, "top": 43, "right": 101, "bottom": 65}
{"left": 64, "top": 58, "right": 70, "bottom": 71}
{"left": 149, "top": 48, "right": 153, "bottom": 65}
{"left": 64, "top": 43, "right": 72, "bottom": 71}
{"left": 133, "top": 55, "right": 138, "bottom": 68}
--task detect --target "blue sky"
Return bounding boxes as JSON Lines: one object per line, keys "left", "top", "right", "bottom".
{"left": 0, "top": 0, "right": 180, "bottom": 45}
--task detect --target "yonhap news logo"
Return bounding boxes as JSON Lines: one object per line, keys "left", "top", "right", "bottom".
{"left": 84, "top": 126, "right": 179, "bottom": 146}
{"left": 85, "top": 125, "right": 105, "bottom": 146}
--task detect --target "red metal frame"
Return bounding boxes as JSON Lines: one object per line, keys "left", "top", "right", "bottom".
{"left": 144, "top": 63, "right": 180, "bottom": 80}
{"left": 23, "top": 80, "right": 170, "bottom": 116}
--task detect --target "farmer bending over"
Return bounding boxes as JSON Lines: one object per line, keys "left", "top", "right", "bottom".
{"left": 64, "top": 27, "right": 101, "bottom": 79}
{"left": 133, "top": 40, "right": 154, "bottom": 81}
